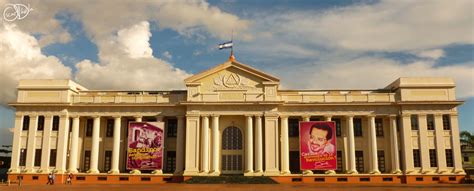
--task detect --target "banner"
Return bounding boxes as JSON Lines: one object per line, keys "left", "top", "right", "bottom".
{"left": 299, "top": 121, "right": 337, "bottom": 170}
{"left": 127, "top": 122, "right": 164, "bottom": 170}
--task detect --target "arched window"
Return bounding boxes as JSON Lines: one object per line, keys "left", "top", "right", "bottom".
{"left": 222, "top": 126, "right": 242, "bottom": 150}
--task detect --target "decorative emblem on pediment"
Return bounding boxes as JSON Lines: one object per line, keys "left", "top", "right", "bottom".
{"left": 213, "top": 73, "right": 250, "bottom": 89}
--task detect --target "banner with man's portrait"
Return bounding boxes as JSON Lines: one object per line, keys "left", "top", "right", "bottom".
{"left": 126, "top": 122, "right": 164, "bottom": 170}
{"left": 299, "top": 121, "right": 337, "bottom": 170}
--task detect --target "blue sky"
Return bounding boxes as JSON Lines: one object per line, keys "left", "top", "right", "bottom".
{"left": 0, "top": 0, "right": 473, "bottom": 146}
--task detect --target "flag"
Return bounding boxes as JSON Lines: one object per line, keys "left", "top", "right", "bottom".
{"left": 218, "top": 41, "right": 233, "bottom": 49}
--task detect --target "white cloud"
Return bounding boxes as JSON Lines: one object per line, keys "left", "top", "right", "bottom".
{"left": 116, "top": 21, "right": 153, "bottom": 58}
{"left": 162, "top": 51, "right": 172, "bottom": 60}
{"left": 275, "top": 56, "right": 474, "bottom": 98}
{"left": 0, "top": 24, "right": 72, "bottom": 104}
{"left": 74, "top": 22, "right": 191, "bottom": 90}
{"left": 249, "top": 0, "right": 473, "bottom": 53}
{"left": 413, "top": 49, "right": 445, "bottom": 60}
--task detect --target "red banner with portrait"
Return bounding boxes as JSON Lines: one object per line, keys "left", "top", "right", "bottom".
{"left": 299, "top": 121, "right": 337, "bottom": 170}
{"left": 126, "top": 122, "right": 164, "bottom": 170}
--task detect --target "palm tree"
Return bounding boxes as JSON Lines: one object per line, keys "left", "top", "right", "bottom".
{"left": 460, "top": 131, "right": 474, "bottom": 149}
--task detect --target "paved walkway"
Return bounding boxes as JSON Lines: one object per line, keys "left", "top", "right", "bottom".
{"left": 0, "top": 184, "right": 473, "bottom": 191}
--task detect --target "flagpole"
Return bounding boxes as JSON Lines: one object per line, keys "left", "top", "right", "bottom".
{"left": 229, "top": 29, "right": 235, "bottom": 60}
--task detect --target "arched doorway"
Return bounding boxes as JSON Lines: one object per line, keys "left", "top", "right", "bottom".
{"left": 221, "top": 126, "right": 243, "bottom": 174}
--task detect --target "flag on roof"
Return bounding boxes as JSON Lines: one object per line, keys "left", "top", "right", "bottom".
{"left": 218, "top": 41, "right": 233, "bottom": 50}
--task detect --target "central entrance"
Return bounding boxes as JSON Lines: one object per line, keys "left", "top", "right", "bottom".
{"left": 221, "top": 126, "right": 243, "bottom": 174}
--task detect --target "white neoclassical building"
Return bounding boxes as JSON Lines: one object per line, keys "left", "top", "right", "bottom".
{"left": 8, "top": 58, "right": 466, "bottom": 184}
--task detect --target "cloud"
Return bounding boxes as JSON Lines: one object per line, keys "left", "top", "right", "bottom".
{"left": 246, "top": 0, "right": 473, "bottom": 54}
{"left": 74, "top": 21, "right": 191, "bottom": 90}
{"left": 275, "top": 56, "right": 474, "bottom": 98}
{"left": 0, "top": 24, "right": 72, "bottom": 104}
{"left": 413, "top": 49, "right": 445, "bottom": 60}
{"left": 162, "top": 51, "right": 172, "bottom": 60}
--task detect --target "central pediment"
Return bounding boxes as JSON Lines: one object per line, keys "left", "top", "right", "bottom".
{"left": 184, "top": 59, "right": 280, "bottom": 102}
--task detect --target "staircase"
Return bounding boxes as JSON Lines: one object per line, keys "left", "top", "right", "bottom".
{"left": 184, "top": 176, "right": 278, "bottom": 184}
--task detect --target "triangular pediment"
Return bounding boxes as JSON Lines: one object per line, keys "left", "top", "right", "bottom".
{"left": 185, "top": 60, "right": 280, "bottom": 84}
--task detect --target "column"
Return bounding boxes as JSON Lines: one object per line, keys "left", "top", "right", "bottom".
{"left": 174, "top": 116, "right": 185, "bottom": 174}
{"left": 418, "top": 114, "right": 430, "bottom": 173}
{"left": 254, "top": 115, "right": 263, "bottom": 174}
{"left": 264, "top": 113, "right": 280, "bottom": 175}
{"left": 302, "top": 115, "right": 312, "bottom": 175}
{"left": 346, "top": 115, "right": 357, "bottom": 174}
{"left": 183, "top": 114, "right": 200, "bottom": 175}
{"left": 389, "top": 115, "right": 401, "bottom": 174}
{"left": 201, "top": 115, "right": 210, "bottom": 173}
{"left": 88, "top": 116, "right": 100, "bottom": 173}
{"left": 25, "top": 115, "right": 37, "bottom": 172}
{"left": 368, "top": 115, "right": 380, "bottom": 174}
{"left": 434, "top": 114, "right": 447, "bottom": 174}
{"left": 68, "top": 116, "right": 80, "bottom": 173}
{"left": 245, "top": 115, "right": 254, "bottom": 175}
{"left": 9, "top": 114, "right": 23, "bottom": 173}
{"left": 450, "top": 114, "right": 465, "bottom": 174}
{"left": 40, "top": 115, "right": 53, "bottom": 173}
{"left": 110, "top": 116, "right": 121, "bottom": 174}
{"left": 324, "top": 115, "right": 336, "bottom": 174}
{"left": 400, "top": 114, "right": 415, "bottom": 174}
{"left": 280, "top": 116, "right": 290, "bottom": 174}
{"left": 211, "top": 115, "right": 220, "bottom": 175}
{"left": 56, "top": 114, "right": 70, "bottom": 173}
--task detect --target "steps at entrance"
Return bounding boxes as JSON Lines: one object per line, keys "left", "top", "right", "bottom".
{"left": 184, "top": 176, "right": 278, "bottom": 184}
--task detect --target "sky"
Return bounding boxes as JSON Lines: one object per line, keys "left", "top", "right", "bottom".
{"left": 0, "top": 0, "right": 473, "bottom": 147}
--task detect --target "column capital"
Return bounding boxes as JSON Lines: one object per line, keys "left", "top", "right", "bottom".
{"left": 366, "top": 114, "right": 376, "bottom": 118}
{"left": 279, "top": 115, "right": 289, "bottom": 119}
{"left": 112, "top": 116, "right": 121, "bottom": 119}
{"left": 201, "top": 115, "right": 210, "bottom": 118}
{"left": 433, "top": 113, "right": 443, "bottom": 117}
{"left": 70, "top": 115, "right": 80, "bottom": 119}
{"left": 133, "top": 115, "right": 142, "bottom": 118}
{"left": 345, "top": 114, "right": 355, "bottom": 118}
{"left": 389, "top": 114, "right": 397, "bottom": 119}
{"left": 211, "top": 114, "right": 220, "bottom": 118}
{"left": 244, "top": 114, "right": 254, "bottom": 118}
{"left": 254, "top": 114, "right": 263, "bottom": 118}
{"left": 324, "top": 115, "right": 333, "bottom": 118}
{"left": 43, "top": 114, "right": 53, "bottom": 118}
{"left": 176, "top": 115, "right": 185, "bottom": 119}
{"left": 401, "top": 113, "right": 411, "bottom": 117}
{"left": 417, "top": 113, "right": 427, "bottom": 117}
{"left": 92, "top": 115, "right": 101, "bottom": 119}
{"left": 449, "top": 113, "right": 459, "bottom": 117}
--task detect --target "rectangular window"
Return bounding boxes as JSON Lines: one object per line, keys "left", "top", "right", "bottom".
{"left": 442, "top": 115, "right": 451, "bottom": 130}
{"left": 19, "top": 148, "right": 27, "bottom": 166}
{"left": 336, "top": 150, "right": 343, "bottom": 172}
{"left": 413, "top": 149, "right": 421, "bottom": 167}
{"left": 429, "top": 149, "right": 437, "bottom": 167}
{"left": 355, "top": 151, "right": 364, "bottom": 173}
{"left": 52, "top": 116, "right": 60, "bottom": 131}
{"left": 104, "top": 150, "right": 112, "bottom": 171}
{"left": 49, "top": 149, "right": 57, "bottom": 167}
{"left": 378, "top": 150, "right": 386, "bottom": 172}
{"left": 22, "top": 116, "right": 30, "bottom": 131}
{"left": 411, "top": 115, "right": 419, "bottom": 130}
{"left": 354, "top": 118, "right": 362, "bottom": 137}
{"left": 167, "top": 118, "right": 177, "bottom": 138}
{"left": 37, "top": 116, "right": 45, "bottom": 131}
{"left": 333, "top": 118, "right": 342, "bottom": 137}
{"left": 165, "top": 151, "right": 176, "bottom": 173}
{"left": 375, "top": 118, "right": 384, "bottom": 137}
{"left": 289, "top": 151, "right": 301, "bottom": 173}
{"left": 86, "top": 119, "right": 93, "bottom": 137}
{"left": 427, "top": 114, "right": 435, "bottom": 130}
{"left": 84, "top": 150, "right": 91, "bottom": 171}
{"left": 106, "top": 119, "right": 114, "bottom": 137}
{"left": 288, "top": 118, "right": 300, "bottom": 137}
{"left": 34, "top": 149, "right": 42, "bottom": 167}
{"left": 445, "top": 149, "right": 454, "bottom": 167}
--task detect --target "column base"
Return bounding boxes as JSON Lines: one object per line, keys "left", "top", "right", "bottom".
{"left": 453, "top": 168, "right": 466, "bottom": 174}
{"left": 208, "top": 171, "right": 221, "bottom": 176}
{"left": 151, "top": 170, "right": 163, "bottom": 174}
{"left": 87, "top": 169, "right": 100, "bottom": 174}
{"left": 8, "top": 168, "right": 20, "bottom": 173}
{"left": 38, "top": 169, "right": 50, "bottom": 173}
{"left": 420, "top": 169, "right": 432, "bottom": 174}
{"left": 253, "top": 170, "right": 264, "bottom": 176}
{"left": 346, "top": 170, "right": 358, "bottom": 174}
{"left": 129, "top": 169, "right": 141, "bottom": 174}
{"left": 173, "top": 170, "right": 184, "bottom": 175}
{"left": 325, "top": 170, "right": 336, "bottom": 175}
{"left": 183, "top": 170, "right": 200, "bottom": 176}
{"left": 264, "top": 170, "right": 280, "bottom": 176}
{"left": 391, "top": 169, "right": 402, "bottom": 174}
{"left": 108, "top": 169, "right": 120, "bottom": 174}
{"left": 302, "top": 170, "right": 313, "bottom": 175}
{"left": 244, "top": 171, "right": 255, "bottom": 176}
{"left": 55, "top": 169, "right": 67, "bottom": 174}
{"left": 369, "top": 170, "right": 381, "bottom": 174}
{"left": 280, "top": 170, "right": 291, "bottom": 175}
{"left": 404, "top": 169, "right": 416, "bottom": 174}
{"left": 68, "top": 169, "right": 79, "bottom": 173}
{"left": 436, "top": 168, "right": 448, "bottom": 174}
{"left": 24, "top": 168, "right": 36, "bottom": 173}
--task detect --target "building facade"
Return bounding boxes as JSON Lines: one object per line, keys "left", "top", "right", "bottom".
{"left": 8, "top": 59, "right": 466, "bottom": 184}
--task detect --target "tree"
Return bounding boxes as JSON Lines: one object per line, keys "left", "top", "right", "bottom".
{"left": 460, "top": 131, "right": 474, "bottom": 148}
